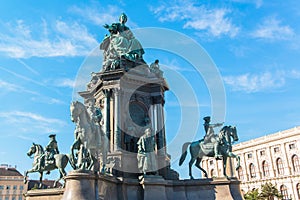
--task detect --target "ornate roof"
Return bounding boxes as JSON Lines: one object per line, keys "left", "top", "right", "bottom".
{"left": 0, "top": 167, "right": 23, "bottom": 177}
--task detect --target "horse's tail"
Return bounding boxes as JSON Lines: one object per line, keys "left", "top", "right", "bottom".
{"left": 179, "top": 142, "right": 192, "bottom": 166}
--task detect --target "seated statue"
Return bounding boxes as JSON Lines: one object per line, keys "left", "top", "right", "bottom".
{"left": 100, "top": 13, "right": 145, "bottom": 71}
{"left": 150, "top": 59, "right": 163, "bottom": 77}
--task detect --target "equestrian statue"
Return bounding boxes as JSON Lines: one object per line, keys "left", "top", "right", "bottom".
{"left": 24, "top": 135, "right": 69, "bottom": 188}
{"left": 179, "top": 116, "right": 240, "bottom": 179}
{"left": 70, "top": 100, "right": 109, "bottom": 173}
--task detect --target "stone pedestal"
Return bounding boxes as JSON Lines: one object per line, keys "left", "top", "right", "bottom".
{"left": 140, "top": 175, "right": 167, "bottom": 200}
{"left": 61, "top": 170, "right": 97, "bottom": 200}
{"left": 24, "top": 188, "right": 64, "bottom": 200}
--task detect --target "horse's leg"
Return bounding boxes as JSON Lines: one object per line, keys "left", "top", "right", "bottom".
{"left": 39, "top": 171, "right": 43, "bottom": 188}
{"left": 54, "top": 167, "right": 66, "bottom": 188}
{"left": 195, "top": 157, "right": 208, "bottom": 178}
{"left": 228, "top": 152, "right": 240, "bottom": 170}
{"left": 101, "top": 146, "right": 107, "bottom": 174}
{"left": 24, "top": 168, "right": 36, "bottom": 183}
{"left": 222, "top": 156, "right": 228, "bottom": 179}
{"left": 188, "top": 157, "right": 196, "bottom": 179}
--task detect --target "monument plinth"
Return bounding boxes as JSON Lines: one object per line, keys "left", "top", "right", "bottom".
{"left": 61, "top": 170, "right": 97, "bottom": 200}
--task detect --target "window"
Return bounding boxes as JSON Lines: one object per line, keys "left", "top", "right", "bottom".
{"left": 13, "top": 185, "right": 17, "bottom": 190}
{"left": 18, "top": 197, "right": 23, "bottom": 200}
{"left": 210, "top": 169, "right": 215, "bottom": 177}
{"left": 237, "top": 166, "right": 244, "bottom": 180}
{"left": 280, "top": 185, "right": 289, "bottom": 200}
{"left": 209, "top": 160, "right": 214, "bottom": 165}
{"left": 262, "top": 160, "right": 269, "bottom": 177}
{"left": 260, "top": 150, "right": 265, "bottom": 156}
{"left": 292, "top": 155, "right": 300, "bottom": 173}
{"left": 277, "top": 158, "right": 284, "bottom": 175}
{"left": 6, "top": 185, "right": 10, "bottom": 190}
{"left": 5, "top": 197, "right": 9, "bottom": 200}
{"left": 0, "top": 185, "right": 4, "bottom": 189}
{"left": 289, "top": 143, "right": 296, "bottom": 150}
{"left": 12, "top": 197, "right": 16, "bottom": 200}
{"left": 19, "top": 186, "right": 24, "bottom": 190}
{"left": 274, "top": 147, "right": 280, "bottom": 153}
{"left": 247, "top": 153, "right": 252, "bottom": 159}
{"left": 249, "top": 163, "right": 256, "bottom": 178}
{"left": 297, "top": 183, "right": 300, "bottom": 200}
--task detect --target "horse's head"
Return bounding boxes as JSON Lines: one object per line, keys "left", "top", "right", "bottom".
{"left": 230, "top": 126, "right": 239, "bottom": 142}
{"left": 220, "top": 126, "right": 239, "bottom": 144}
{"left": 70, "top": 101, "right": 83, "bottom": 123}
{"left": 27, "top": 143, "right": 37, "bottom": 157}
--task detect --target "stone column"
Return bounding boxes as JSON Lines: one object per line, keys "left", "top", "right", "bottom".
{"left": 113, "top": 88, "right": 121, "bottom": 151}
{"left": 156, "top": 103, "right": 165, "bottom": 155}
{"left": 104, "top": 89, "right": 111, "bottom": 151}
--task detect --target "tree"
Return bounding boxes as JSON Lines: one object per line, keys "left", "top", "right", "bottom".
{"left": 244, "top": 188, "right": 263, "bottom": 200}
{"left": 259, "top": 182, "right": 283, "bottom": 200}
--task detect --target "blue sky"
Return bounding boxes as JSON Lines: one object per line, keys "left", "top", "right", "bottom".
{"left": 0, "top": 0, "right": 300, "bottom": 179}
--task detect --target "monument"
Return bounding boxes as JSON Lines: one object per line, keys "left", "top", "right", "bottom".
{"left": 24, "top": 13, "right": 243, "bottom": 200}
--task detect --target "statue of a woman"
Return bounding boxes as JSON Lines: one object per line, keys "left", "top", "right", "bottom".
{"left": 100, "top": 13, "right": 145, "bottom": 71}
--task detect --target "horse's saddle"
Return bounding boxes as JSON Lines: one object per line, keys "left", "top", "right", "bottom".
{"left": 200, "top": 142, "right": 214, "bottom": 155}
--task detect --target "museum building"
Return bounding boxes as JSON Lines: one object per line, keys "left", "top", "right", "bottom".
{"left": 0, "top": 165, "right": 27, "bottom": 200}
{"left": 202, "top": 126, "right": 300, "bottom": 200}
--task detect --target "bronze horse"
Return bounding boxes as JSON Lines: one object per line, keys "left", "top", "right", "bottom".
{"left": 179, "top": 126, "right": 240, "bottom": 179}
{"left": 24, "top": 143, "right": 69, "bottom": 188}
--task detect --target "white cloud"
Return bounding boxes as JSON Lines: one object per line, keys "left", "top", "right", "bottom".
{"left": 0, "top": 19, "right": 98, "bottom": 58}
{"left": 69, "top": 4, "right": 121, "bottom": 26}
{"left": 150, "top": 2, "right": 239, "bottom": 38}
{"left": 223, "top": 70, "right": 300, "bottom": 93}
{"left": 230, "top": 0, "right": 263, "bottom": 8}
{"left": 53, "top": 78, "right": 75, "bottom": 88}
{"left": 0, "top": 111, "right": 65, "bottom": 125}
{"left": 0, "top": 111, "right": 66, "bottom": 136}
{"left": 0, "top": 79, "right": 39, "bottom": 95}
{"left": 0, "top": 80, "right": 20, "bottom": 92}
{"left": 251, "top": 16, "right": 294, "bottom": 40}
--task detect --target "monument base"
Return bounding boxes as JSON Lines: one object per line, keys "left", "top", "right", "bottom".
{"left": 97, "top": 175, "right": 243, "bottom": 200}
{"left": 25, "top": 175, "right": 243, "bottom": 200}
{"left": 24, "top": 188, "right": 64, "bottom": 200}
{"left": 61, "top": 170, "right": 97, "bottom": 200}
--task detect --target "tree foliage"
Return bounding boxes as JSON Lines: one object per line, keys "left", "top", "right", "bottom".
{"left": 244, "top": 182, "right": 283, "bottom": 200}
{"left": 244, "top": 188, "right": 263, "bottom": 200}
{"left": 260, "top": 182, "right": 283, "bottom": 200}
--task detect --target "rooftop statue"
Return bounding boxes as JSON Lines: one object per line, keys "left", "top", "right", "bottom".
{"left": 149, "top": 59, "right": 163, "bottom": 78}
{"left": 70, "top": 101, "right": 109, "bottom": 173}
{"left": 24, "top": 135, "right": 69, "bottom": 188}
{"left": 100, "top": 13, "right": 146, "bottom": 71}
{"left": 179, "top": 120, "right": 240, "bottom": 179}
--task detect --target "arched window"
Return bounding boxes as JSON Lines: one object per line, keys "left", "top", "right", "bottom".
{"left": 276, "top": 158, "right": 284, "bottom": 175}
{"left": 280, "top": 185, "right": 289, "bottom": 200}
{"left": 262, "top": 160, "right": 269, "bottom": 177}
{"left": 237, "top": 166, "right": 244, "bottom": 180}
{"left": 210, "top": 169, "right": 215, "bottom": 177}
{"left": 292, "top": 155, "right": 300, "bottom": 173}
{"left": 297, "top": 183, "right": 300, "bottom": 200}
{"left": 249, "top": 163, "right": 256, "bottom": 178}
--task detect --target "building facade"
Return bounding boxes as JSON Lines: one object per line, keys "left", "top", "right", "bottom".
{"left": 0, "top": 165, "right": 27, "bottom": 200}
{"left": 201, "top": 126, "right": 300, "bottom": 200}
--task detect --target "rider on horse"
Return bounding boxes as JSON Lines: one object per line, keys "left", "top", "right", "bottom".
{"left": 203, "top": 116, "right": 223, "bottom": 159}
{"left": 38, "top": 134, "right": 59, "bottom": 173}
{"left": 86, "top": 98, "right": 102, "bottom": 126}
